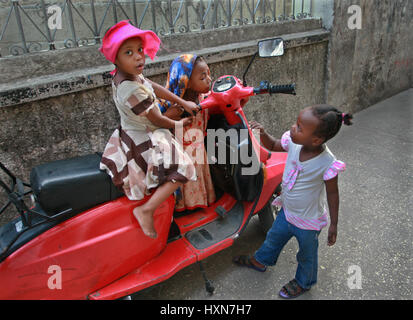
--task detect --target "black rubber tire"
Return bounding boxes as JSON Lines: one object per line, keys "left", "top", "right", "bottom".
{"left": 258, "top": 201, "right": 278, "bottom": 234}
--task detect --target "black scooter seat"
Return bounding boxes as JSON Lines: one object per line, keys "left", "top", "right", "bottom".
{"left": 30, "top": 153, "right": 124, "bottom": 217}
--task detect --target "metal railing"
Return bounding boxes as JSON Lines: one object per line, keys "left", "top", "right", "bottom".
{"left": 0, "top": 0, "right": 314, "bottom": 57}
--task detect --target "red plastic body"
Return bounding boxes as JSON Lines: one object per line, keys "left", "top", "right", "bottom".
{"left": 200, "top": 75, "right": 254, "bottom": 125}
{"left": 201, "top": 75, "right": 271, "bottom": 164}
{"left": 0, "top": 75, "right": 287, "bottom": 300}
{"left": 0, "top": 196, "right": 174, "bottom": 299}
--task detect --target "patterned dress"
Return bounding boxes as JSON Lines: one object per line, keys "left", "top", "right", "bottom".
{"left": 100, "top": 71, "right": 197, "bottom": 201}
{"left": 159, "top": 54, "right": 216, "bottom": 211}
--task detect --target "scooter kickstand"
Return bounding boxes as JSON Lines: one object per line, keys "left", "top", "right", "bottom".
{"left": 198, "top": 261, "right": 215, "bottom": 296}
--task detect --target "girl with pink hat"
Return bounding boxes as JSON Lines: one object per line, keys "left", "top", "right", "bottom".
{"left": 99, "top": 21, "right": 199, "bottom": 239}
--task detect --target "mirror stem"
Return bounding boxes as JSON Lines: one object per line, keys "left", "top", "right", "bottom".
{"left": 242, "top": 51, "right": 258, "bottom": 87}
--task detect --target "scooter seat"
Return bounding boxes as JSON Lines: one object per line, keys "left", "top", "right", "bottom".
{"left": 30, "top": 153, "right": 124, "bottom": 217}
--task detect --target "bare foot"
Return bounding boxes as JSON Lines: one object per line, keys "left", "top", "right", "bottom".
{"left": 133, "top": 206, "right": 157, "bottom": 239}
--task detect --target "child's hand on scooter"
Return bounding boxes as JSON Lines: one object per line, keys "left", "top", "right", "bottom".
{"left": 249, "top": 120, "right": 284, "bottom": 152}
{"left": 249, "top": 120, "right": 266, "bottom": 134}
{"left": 181, "top": 100, "right": 201, "bottom": 116}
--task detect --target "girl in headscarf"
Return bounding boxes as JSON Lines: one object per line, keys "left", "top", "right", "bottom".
{"left": 160, "top": 54, "right": 216, "bottom": 211}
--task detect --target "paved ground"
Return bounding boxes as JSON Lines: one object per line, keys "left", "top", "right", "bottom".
{"left": 133, "top": 89, "right": 412, "bottom": 301}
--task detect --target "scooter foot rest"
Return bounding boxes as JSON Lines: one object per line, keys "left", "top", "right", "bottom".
{"left": 185, "top": 201, "right": 244, "bottom": 250}
{"left": 215, "top": 205, "right": 227, "bottom": 218}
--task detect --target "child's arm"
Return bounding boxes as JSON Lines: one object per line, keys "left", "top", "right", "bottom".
{"left": 146, "top": 108, "right": 192, "bottom": 129}
{"left": 164, "top": 103, "right": 184, "bottom": 120}
{"left": 148, "top": 80, "right": 200, "bottom": 116}
{"left": 325, "top": 176, "right": 339, "bottom": 246}
{"left": 250, "top": 121, "right": 285, "bottom": 152}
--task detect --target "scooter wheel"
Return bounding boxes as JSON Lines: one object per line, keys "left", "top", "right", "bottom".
{"left": 258, "top": 201, "right": 278, "bottom": 234}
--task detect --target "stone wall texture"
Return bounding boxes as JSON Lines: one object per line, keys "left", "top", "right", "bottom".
{"left": 0, "top": 1, "right": 412, "bottom": 224}
{"left": 0, "top": 20, "right": 328, "bottom": 180}
{"left": 326, "top": 0, "right": 412, "bottom": 113}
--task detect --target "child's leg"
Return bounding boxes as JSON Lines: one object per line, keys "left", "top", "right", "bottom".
{"left": 293, "top": 227, "right": 320, "bottom": 289}
{"left": 253, "top": 208, "right": 293, "bottom": 266}
{"left": 133, "top": 181, "right": 182, "bottom": 238}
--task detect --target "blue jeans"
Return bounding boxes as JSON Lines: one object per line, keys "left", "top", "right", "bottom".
{"left": 254, "top": 208, "right": 320, "bottom": 289}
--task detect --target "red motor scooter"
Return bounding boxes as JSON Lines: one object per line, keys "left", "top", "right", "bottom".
{"left": 0, "top": 38, "right": 295, "bottom": 300}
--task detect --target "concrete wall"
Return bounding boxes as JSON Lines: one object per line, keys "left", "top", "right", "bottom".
{"left": 0, "top": 19, "right": 328, "bottom": 182}
{"left": 0, "top": 0, "right": 412, "bottom": 224}
{"left": 0, "top": 19, "right": 329, "bottom": 224}
{"left": 311, "top": 0, "right": 335, "bottom": 29}
{"left": 0, "top": 19, "right": 320, "bottom": 85}
{"left": 326, "top": 0, "right": 412, "bottom": 113}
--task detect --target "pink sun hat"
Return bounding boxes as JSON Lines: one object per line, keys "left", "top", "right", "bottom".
{"left": 99, "top": 20, "right": 161, "bottom": 74}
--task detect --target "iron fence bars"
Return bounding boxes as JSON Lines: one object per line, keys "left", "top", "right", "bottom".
{"left": 0, "top": 0, "right": 314, "bottom": 57}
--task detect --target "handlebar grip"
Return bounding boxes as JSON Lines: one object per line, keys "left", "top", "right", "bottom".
{"left": 269, "top": 83, "right": 296, "bottom": 95}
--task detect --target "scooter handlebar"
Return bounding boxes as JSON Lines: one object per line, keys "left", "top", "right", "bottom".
{"left": 198, "top": 78, "right": 296, "bottom": 115}
{"left": 269, "top": 83, "right": 296, "bottom": 95}
{"left": 253, "top": 81, "right": 296, "bottom": 96}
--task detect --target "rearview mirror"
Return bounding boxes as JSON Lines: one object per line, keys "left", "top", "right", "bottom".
{"left": 258, "top": 38, "right": 284, "bottom": 57}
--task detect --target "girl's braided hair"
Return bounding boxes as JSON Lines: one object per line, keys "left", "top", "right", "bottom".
{"left": 311, "top": 104, "right": 353, "bottom": 142}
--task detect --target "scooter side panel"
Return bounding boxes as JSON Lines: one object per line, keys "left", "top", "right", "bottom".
{"left": 89, "top": 236, "right": 235, "bottom": 300}
{"left": 88, "top": 237, "right": 198, "bottom": 300}
{"left": 0, "top": 195, "right": 174, "bottom": 300}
